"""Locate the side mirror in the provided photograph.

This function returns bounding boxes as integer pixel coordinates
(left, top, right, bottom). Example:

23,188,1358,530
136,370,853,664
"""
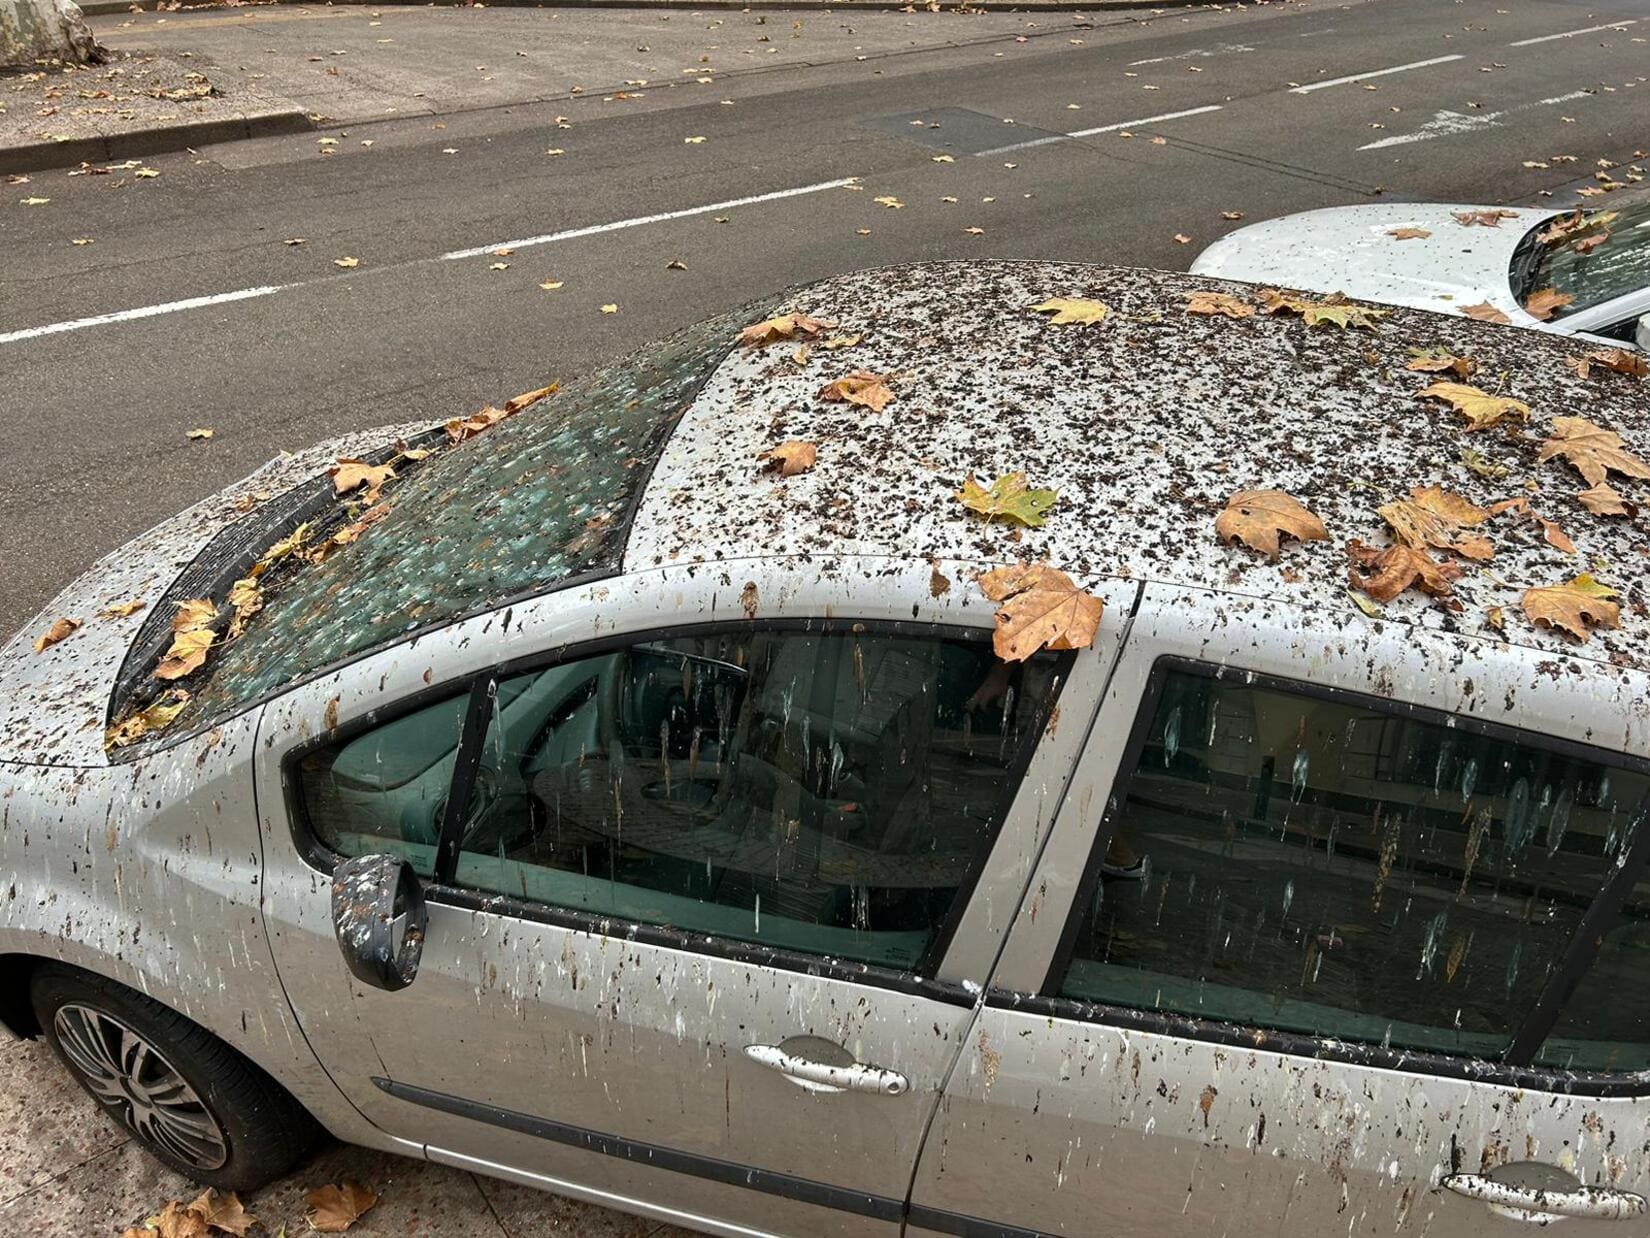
331,854,426,991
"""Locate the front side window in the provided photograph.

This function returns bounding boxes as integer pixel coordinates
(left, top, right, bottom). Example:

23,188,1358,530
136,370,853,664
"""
1053,662,1650,1061
449,630,1065,970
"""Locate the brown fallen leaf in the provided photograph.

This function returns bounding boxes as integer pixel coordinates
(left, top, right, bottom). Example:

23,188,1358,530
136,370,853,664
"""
1215,489,1327,559
225,578,262,639
329,458,395,502
1572,231,1609,254
737,313,837,348
1522,573,1620,642
759,440,817,476
106,690,190,749
1185,291,1255,319
1417,380,1530,430
171,598,217,633
1568,347,1648,381
155,627,216,681
1028,296,1109,326
98,598,146,619
34,617,80,652
1452,208,1519,227
1405,347,1477,378
305,1180,381,1233
817,370,895,412
1523,287,1575,321
929,561,951,597
1347,540,1464,603
444,383,557,443
1537,416,1650,486
1221,210,1244,221
1577,482,1637,518
1173,233,1193,244
185,1188,256,1237
1388,227,1432,239
975,563,1103,662
1377,486,1493,561
1459,301,1513,325
1256,289,1387,329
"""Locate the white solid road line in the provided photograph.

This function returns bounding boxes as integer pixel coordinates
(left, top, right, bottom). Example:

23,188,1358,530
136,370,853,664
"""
0,285,287,346
0,180,857,347
1288,54,1463,94
1507,19,1637,47
1358,89,1591,150
438,178,858,260
974,105,1224,157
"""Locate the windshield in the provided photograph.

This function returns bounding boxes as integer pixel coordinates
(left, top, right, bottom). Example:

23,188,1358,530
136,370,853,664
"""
1517,199,1650,319
177,303,756,726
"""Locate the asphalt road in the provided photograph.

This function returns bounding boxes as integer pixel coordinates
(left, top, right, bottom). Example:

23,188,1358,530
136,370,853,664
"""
2,0,1647,640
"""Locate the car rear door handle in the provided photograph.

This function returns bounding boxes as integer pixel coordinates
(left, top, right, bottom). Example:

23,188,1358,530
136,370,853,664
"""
743,1044,908,1096
1441,1173,1648,1222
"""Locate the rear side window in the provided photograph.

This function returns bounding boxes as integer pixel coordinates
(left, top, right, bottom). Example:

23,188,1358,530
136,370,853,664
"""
1053,662,1650,1062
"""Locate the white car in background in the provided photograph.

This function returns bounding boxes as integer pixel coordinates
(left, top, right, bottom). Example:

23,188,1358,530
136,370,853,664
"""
1192,199,1650,350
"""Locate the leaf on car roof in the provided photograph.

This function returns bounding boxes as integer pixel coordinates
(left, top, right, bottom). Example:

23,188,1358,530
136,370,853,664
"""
1451,208,1519,228
33,617,80,652
329,458,395,503
106,689,190,749
1417,380,1530,430
1214,489,1327,559
1028,296,1110,326
817,370,895,412
1522,287,1575,322
1458,301,1512,325
304,1181,380,1233
956,473,1059,528
1406,347,1477,378
1346,540,1463,604
737,313,837,348
1487,497,1576,554
1577,483,1637,518
975,564,1102,662
1537,416,1650,486
1522,573,1620,643
1184,291,1254,319
1255,289,1387,330
1387,227,1431,240
1377,487,1493,561
1567,348,1648,381
758,440,817,476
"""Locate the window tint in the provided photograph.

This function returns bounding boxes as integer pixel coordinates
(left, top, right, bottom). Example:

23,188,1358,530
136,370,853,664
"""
450,631,1063,969
1055,663,1650,1060
295,691,469,877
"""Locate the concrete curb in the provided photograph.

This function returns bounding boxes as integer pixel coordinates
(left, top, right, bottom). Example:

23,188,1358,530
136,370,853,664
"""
0,106,312,175
82,0,1217,15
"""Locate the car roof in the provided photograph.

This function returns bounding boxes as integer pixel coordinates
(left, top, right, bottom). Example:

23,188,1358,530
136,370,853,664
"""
627,259,1650,671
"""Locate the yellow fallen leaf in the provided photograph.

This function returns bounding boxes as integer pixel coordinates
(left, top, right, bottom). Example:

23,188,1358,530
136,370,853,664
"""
1417,380,1530,430
71,237,94,245
1522,574,1620,643
600,303,618,314
329,458,396,502
738,313,836,347
1537,416,1650,486
1028,296,1109,326
489,261,510,270
334,257,360,269
1185,291,1254,319
34,617,80,652
956,473,1058,527
98,598,146,619
186,428,213,440
106,690,190,749
155,627,216,681
817,370,895,412
539,280,563,290
1215,490,1327,559
759,440,818,476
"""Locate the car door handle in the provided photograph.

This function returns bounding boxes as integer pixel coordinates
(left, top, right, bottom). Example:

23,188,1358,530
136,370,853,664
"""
743,1044,908,1096
1441,1173,1648,1222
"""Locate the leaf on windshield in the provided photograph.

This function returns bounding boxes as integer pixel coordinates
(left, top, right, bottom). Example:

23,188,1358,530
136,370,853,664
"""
1451,208,1519,228
1347,540,1463,603
817,370,895,411
1215,489,1327,559
106,690,190,749
737,313,837,348
1537,209,1616,245
1522,287,1575,322
251,523,310,578
1578,483,1638,518
329,458,395,503
1458,301,1512,325
1417,380,1530,430
1522,574,1620,643
1377,487,1493,561
33,617,80,652
1405,347,1477,378
156,600,217,680
1571,231,1609,255
975,564,1103,662
758,440,817,476
1255,289,1387,329
1537,416,1650,486
1185,291,1254,319
225,578,262,640
444,384,557,443
1028,296,1110,325
956,473,1059,527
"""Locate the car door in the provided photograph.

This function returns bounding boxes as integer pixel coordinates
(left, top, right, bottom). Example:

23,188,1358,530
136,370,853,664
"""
909,583,1650,1237
256,559,1136,1237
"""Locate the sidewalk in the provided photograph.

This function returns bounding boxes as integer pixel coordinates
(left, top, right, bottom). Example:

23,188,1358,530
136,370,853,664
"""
0,1035,692,1236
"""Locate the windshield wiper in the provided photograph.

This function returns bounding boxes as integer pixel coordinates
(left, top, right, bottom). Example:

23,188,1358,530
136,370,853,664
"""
1508,224,1547,301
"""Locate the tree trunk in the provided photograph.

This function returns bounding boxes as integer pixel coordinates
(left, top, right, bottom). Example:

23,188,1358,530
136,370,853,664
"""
0,0,101,69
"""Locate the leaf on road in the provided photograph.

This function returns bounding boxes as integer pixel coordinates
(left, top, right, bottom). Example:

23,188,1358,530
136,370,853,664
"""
1537,416,1650,486
975,564,1103,662
737,313,837,347
1578,482,1638,518
34,617,80,652
817,370,895,412
304,1181,380,1233
1459,301,1512,324
1523,287,1575,321
1028,296,1109,325
1215,489,1327,559
1256,289,1387,329
1347,540,1464,603
186,428,213,440
956,473,1059,527
1405,347,1477,377
759,440,818,476
329,458,395,502
873,195,904,209
1522,574,1620,642
1173,233,1192,244
1185,291,1254,319
1388,227,1432,239
1451,208,1518,227
538,280,564,290
1418,380,1530,430
106,690,190,749
488,261,510,270
1377,486,1493,561
333,257,359,268
185,1188,256,1237
20,197,49,206
284,237,307,245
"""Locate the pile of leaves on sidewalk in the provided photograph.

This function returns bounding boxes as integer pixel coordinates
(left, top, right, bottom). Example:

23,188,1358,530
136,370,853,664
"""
121,1181,379,1237
1,52,231,148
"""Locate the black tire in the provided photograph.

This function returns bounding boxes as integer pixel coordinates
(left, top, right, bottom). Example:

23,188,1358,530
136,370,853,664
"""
30,964,321,1192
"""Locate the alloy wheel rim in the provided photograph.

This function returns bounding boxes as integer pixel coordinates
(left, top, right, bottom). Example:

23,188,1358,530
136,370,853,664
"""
52,1003,229,1170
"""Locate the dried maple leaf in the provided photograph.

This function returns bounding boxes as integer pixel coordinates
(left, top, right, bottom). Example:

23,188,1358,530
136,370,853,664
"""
1406,347,1477,378
1523,287,1575,321
1572,232,1609,254
737,313,837,348
1214,489,1327,559
185,1189,256,1237
1388,227,1432,239
975,564,1103,662
1522,574,1620,642
171,599,217,633
1255,289,1387,330
107,690,190,749
251,523,310,577
145,1199,209,1238
305,1180,381,1233
329,458,395,502
156,628,216,681
1028,296,1110,326
1537,416,1650,486
1577,482,1637,518
956,473,1059,527
225,578,262,639
1347,540,1464,603
817,370,895,412
1452,208,1519,227
759,440,817,476
1459,301,1512,325
98,598,146,619
1185,291,1254,319
34,617,80,652
1417,380,1530,430
1571,348,1648,381
1377,486,1493,561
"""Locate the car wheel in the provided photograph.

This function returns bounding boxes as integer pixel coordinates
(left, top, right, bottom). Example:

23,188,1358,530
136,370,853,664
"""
30,964,321,1191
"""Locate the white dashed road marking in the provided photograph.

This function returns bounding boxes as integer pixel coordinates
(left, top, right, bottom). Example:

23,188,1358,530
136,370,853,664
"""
1507,20,1637,47
0,286,287,346
974,106,1225,157
1288,54,1464,94
1358,90,1592,151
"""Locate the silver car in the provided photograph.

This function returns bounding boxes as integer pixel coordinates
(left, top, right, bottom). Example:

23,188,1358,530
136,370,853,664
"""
3,261,1649,1237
